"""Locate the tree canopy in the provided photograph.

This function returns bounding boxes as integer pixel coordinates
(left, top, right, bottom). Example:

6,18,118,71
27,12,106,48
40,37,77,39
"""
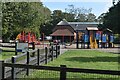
2,2,51,41
99,1,120,34
2,3,98,40
65,4,96,22
40,5,97,36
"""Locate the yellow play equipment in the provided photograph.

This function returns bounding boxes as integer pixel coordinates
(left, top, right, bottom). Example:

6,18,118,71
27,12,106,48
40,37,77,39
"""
89,32,98,49
16,33,21,40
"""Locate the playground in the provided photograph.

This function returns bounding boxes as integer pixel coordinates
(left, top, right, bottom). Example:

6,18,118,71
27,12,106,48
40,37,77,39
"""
0,25,119,61
1,1,120,79
0,29,119,80
50,20,116,49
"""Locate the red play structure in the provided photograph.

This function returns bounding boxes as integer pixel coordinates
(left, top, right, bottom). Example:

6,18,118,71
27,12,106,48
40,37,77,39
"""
16,31,40,44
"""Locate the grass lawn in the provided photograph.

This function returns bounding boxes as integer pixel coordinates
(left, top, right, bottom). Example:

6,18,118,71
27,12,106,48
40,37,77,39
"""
0,51,22,60
0,52,15,60
23,50,119,79
47,50,119,70
0,47,16,60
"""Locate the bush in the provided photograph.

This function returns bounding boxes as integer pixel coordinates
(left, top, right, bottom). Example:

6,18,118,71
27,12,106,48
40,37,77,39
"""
114,34,120,43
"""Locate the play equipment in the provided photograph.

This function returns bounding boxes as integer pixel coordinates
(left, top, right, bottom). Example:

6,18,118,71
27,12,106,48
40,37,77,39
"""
89,31,98,49
76,27,114,49
16,31,40,44
90,36,98,49
110,35,114,47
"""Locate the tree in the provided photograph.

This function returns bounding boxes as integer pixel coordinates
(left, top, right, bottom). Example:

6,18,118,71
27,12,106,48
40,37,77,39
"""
86,13,96,22
51,10,64,25
102,1,120,34
2,2,51,41
97,13,106,22
40,5,97,36
40,10,64,36
65,4,96,22
63,12,75,22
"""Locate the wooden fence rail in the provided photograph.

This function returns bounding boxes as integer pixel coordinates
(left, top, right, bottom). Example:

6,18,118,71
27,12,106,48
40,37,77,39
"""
1,45,60,79
1,62,120,80
1,42,35,55
0,44,120,80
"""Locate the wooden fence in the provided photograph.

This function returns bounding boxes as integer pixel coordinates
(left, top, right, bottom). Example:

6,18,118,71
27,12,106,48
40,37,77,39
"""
1,62,120,80
1,43,119,80
0,42,16,53
0,42,35,55
1,44,60,79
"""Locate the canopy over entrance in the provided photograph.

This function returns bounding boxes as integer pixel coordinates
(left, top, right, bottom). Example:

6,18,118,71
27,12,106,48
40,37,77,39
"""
86,27,98,30
50,29,74,36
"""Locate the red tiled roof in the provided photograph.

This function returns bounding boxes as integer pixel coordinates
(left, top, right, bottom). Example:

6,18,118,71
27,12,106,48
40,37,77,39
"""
51,29,74,36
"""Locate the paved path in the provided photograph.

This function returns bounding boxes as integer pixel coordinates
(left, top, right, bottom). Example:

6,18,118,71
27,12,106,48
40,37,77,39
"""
60,44,120,54
60,49,68,54
94,48,120,54
61,48,120,54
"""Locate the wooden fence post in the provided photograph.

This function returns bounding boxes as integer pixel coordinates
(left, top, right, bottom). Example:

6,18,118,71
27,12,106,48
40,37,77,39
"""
60,65,66,80
31,42,35,57
32,42,35,50
58,45,60,55
56,45,58,58
45,47,48,64
26,51,29,76
0,60,4,80
15,42,17,55
12,56,16,79
51,46,54,61
37,49,40,65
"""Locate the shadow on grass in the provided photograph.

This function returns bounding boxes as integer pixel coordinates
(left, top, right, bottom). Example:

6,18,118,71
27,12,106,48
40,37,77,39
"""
16,78,119,80
65,56,119,62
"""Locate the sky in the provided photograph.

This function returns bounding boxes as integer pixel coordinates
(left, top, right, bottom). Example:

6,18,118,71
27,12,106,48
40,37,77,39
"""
42,0,113,18
1,0,114,18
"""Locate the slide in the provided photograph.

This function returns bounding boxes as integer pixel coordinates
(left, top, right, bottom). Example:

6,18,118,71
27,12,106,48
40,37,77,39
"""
16,33,21,40
94,39,98,48
90,35,98,49
90,35,94,49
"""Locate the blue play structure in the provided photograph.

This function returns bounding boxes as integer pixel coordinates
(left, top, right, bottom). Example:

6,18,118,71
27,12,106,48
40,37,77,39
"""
102,34,107,43
76,28,114,49
80,31,114,48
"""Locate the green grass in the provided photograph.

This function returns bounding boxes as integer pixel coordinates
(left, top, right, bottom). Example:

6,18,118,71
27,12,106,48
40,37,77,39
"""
23,50,119,79
0,47,16,60
0,51,22,60
2,47,15,51
0,52,15,60
47,50,119,70
48,50,118,70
